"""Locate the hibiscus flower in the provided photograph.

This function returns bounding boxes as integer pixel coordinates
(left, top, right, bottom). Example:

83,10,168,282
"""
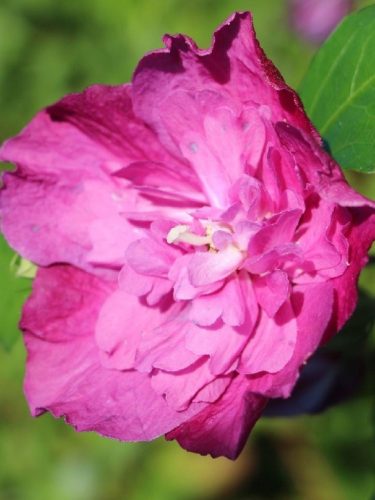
0,12,374,459
289,0,353,44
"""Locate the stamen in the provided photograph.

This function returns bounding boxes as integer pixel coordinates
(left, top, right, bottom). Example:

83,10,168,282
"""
167,221,235,251
166,224,211,246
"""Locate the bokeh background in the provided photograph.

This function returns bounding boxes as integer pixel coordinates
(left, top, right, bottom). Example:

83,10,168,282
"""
0,1,374,499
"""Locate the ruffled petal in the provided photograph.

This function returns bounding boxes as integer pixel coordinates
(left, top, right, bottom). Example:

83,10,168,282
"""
328,207,375,336
0,86,164,274
185,313,256,376
0,172,133,278
276,121,375,209
151,358,215,410
188,276,245,327
238,300,297,374
95,289,174,370
166,375,267,459
22,266,205,441
125,237,178,277
188,246,243,286
135,320,199,373
253,270,290,317
247,282,334,398
132,12,318,157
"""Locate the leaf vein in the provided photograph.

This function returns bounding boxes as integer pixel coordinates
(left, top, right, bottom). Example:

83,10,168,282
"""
307,32,357,117
320,74,375,135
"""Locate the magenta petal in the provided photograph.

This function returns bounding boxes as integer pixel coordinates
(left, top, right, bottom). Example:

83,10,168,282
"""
221,277,246,326
247,282,334,398
244,242,302,274
169,254,224,300
0,173,131,278
193,376,233,404
118,265,153,297
151,358,216,410
95,289,173,370
188,247,243,287
126,237,177,277
116,160,202,200
185,316,254,376
275,122,375,210
42,84,188,168
248,209,302,256
239,300,297,374
188,277,245,327
135,320,199,373
22,266,204,440
253,270,290,317
166,376,267,459
133,12,317,152
0,86,173,274
188,293,223,327
329,207,375,336
87,215,133,268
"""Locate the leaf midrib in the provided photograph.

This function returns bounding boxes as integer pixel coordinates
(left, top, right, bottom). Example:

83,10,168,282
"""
306,31,357,116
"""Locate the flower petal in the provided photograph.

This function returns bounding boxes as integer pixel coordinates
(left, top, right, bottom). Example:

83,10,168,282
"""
188,246,243,287
21,266,204,440
95,289,174,370
238,300,297,374
188,276,245,327
247,282,334,398
166,375,267,459
253,270,290,317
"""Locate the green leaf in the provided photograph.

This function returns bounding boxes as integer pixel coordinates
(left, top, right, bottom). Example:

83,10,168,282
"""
300,6,375,173
0,235,32,351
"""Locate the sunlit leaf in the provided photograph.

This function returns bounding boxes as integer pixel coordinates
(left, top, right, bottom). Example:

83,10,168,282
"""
300,6,375,173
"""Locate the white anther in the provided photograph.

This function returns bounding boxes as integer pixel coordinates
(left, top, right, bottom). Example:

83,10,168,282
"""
166,224,211,247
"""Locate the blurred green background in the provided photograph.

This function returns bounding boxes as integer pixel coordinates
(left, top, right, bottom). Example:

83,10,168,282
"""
0,1,374,499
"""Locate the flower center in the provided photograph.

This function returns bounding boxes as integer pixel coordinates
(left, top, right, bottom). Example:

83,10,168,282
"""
166,222,232,251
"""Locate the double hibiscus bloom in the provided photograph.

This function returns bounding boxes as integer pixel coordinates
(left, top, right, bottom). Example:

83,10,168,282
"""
1,12,374,458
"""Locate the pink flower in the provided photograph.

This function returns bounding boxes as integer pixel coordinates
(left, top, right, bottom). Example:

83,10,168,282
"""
1,12,374,459
289,0,353,44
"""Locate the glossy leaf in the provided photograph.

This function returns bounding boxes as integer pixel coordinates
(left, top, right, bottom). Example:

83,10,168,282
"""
300,6,375,173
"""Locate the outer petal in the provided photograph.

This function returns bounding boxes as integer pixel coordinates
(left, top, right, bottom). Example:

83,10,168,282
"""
132,12,319,155
276,122,375,209
21,266,204,441
166,375,267,459
0,84,191,275
0,166,131,278
132,12,319,204
0,87,143,274
43,84,190,169
328,207,375,337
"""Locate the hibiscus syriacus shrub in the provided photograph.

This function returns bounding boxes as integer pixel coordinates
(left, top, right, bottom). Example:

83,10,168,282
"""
0,12,374,459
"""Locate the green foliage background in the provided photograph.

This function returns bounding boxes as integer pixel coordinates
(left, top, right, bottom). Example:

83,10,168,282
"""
0,1,374,499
